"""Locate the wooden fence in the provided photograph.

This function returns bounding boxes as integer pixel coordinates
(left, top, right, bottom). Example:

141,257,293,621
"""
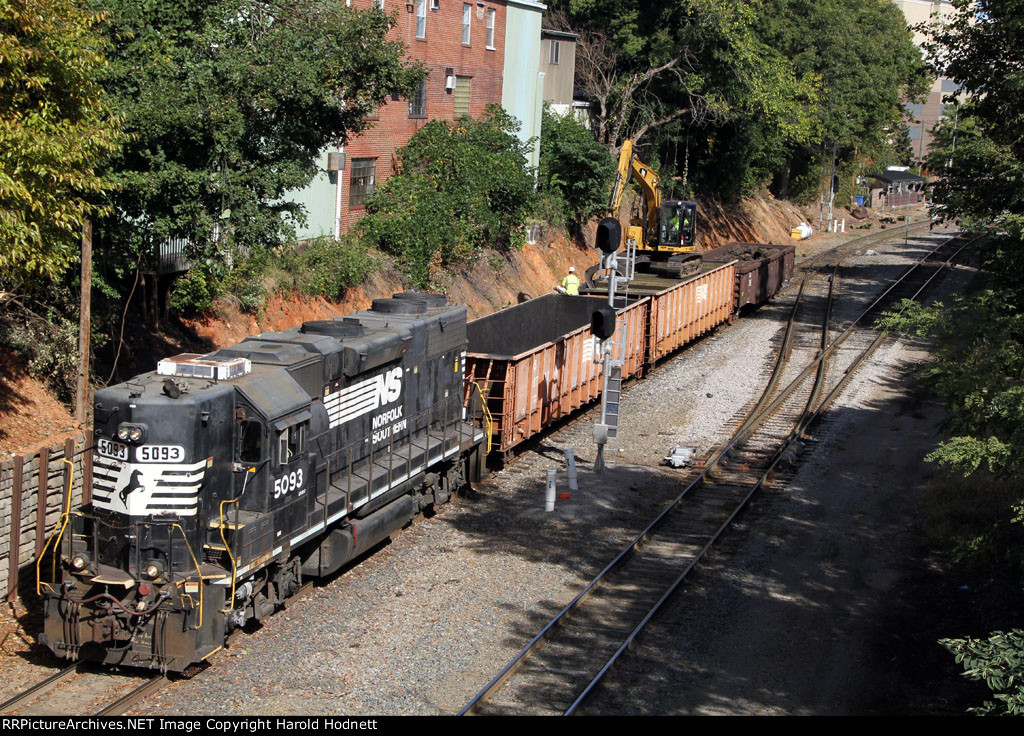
0,431,93,601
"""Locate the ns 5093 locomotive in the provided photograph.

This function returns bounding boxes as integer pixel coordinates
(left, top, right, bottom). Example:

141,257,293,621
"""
39,293,486,672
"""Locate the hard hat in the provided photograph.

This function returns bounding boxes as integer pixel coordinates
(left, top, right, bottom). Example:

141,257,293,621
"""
568,266,576,273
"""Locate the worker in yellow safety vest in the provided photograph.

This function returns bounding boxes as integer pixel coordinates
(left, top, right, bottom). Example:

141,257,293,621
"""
561,266,581,296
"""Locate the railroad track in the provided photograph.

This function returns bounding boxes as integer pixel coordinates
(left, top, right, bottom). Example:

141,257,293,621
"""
2,580,316,716
0,663,164,717
459,227,971,716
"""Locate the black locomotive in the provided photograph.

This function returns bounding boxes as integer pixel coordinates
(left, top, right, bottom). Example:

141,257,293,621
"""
39,293,485,671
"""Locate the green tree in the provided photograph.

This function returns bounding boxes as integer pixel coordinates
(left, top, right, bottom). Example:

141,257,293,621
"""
91,0,423,309
924,0,1024,236
925,0,1024,160
927,105,1024,235
0,0,122,288
549,0,819,157
538,105,615,230
360,106,535,288
881,291,1024,479
751,0,929,200
896,1,1024,713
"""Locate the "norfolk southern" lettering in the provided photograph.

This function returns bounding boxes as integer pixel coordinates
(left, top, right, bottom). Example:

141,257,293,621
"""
371,406,407,444
324,367,403,429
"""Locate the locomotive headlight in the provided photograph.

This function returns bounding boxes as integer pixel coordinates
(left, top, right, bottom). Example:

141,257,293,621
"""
116,423,147,444
144,561,164,581
70,553,90,571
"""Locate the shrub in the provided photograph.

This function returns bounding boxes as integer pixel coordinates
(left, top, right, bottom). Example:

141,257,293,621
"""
168,259,225,315
538,105,615,229
942,630,1024,715
290,236,375,300
360,106,535,288
0,288,85,404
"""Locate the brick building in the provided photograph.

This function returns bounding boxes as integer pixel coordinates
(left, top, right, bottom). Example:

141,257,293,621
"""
289,0,546,240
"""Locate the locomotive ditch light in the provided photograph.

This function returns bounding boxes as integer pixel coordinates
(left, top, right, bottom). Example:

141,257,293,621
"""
144,561,164,581
70,552,90,572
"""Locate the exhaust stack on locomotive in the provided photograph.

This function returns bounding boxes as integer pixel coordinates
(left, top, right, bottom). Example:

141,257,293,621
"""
38,293,485,672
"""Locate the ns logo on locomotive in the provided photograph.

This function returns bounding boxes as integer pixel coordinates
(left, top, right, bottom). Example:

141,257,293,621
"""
38,293,486,671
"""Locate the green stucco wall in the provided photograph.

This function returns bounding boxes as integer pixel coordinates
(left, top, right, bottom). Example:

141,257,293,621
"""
288,147,338,241
502,1,544,173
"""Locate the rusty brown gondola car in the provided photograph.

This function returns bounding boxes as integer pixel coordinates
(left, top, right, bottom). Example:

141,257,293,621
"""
465,255,789,455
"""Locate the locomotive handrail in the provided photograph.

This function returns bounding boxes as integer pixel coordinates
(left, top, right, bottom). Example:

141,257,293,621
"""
469,381,493,454
219,496,241,613
170,522,204,631
36,458,75,596
319,393,467,476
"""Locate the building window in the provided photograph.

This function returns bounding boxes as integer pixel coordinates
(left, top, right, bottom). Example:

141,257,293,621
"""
373,0,384,7
462,3,471,45
350,158,376,208
454,76,471,119
549,40,560,65
416,0,426,38
409,80,427,118
486,8,495,49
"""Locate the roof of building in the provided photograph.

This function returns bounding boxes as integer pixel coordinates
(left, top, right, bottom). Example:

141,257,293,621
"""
542,29,580,40
506,0,546,11
865,169,926,184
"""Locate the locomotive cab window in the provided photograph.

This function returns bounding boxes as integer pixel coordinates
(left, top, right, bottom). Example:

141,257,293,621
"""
237,419,264,463
278,422,308,465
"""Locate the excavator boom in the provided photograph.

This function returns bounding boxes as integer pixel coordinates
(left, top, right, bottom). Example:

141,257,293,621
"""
607,140,661,243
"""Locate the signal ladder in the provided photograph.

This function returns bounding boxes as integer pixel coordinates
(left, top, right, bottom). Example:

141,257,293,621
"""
598,324,627,440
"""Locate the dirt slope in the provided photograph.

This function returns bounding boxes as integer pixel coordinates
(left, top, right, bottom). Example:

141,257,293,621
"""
2,194,815,458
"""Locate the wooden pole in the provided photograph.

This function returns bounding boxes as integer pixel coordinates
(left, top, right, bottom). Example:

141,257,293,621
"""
36,446,49,561
76,220,92,424
8,456,23,601
851,145,858,208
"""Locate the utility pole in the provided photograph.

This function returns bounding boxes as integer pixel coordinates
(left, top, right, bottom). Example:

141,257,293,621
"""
76,219,92,425
818,141,827,231
947,102,959,170
827,140,837,229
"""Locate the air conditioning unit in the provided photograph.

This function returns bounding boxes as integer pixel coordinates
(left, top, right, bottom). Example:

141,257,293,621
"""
445,76,457,91
327,152,345,172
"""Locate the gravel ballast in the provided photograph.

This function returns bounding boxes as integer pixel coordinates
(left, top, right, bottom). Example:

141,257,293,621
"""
2,227,970,715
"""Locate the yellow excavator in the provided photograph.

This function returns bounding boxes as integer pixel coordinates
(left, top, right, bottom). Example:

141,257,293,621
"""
596,139,700,280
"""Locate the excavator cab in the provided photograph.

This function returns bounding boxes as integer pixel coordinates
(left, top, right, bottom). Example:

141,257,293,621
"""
658,201,697,251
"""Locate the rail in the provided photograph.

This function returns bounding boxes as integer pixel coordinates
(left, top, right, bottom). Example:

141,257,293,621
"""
459,227,970,715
